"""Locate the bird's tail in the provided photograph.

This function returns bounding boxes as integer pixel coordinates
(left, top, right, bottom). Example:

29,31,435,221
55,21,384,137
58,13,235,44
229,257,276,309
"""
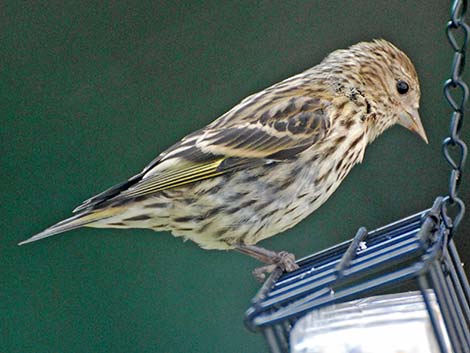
18,207,122,246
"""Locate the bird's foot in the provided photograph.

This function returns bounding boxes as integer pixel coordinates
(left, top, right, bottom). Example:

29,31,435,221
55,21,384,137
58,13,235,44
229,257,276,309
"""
234,244,299,282
252,251,299,282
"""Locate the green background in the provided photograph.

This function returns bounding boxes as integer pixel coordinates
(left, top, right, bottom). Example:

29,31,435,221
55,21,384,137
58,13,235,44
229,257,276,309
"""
2,1,469,352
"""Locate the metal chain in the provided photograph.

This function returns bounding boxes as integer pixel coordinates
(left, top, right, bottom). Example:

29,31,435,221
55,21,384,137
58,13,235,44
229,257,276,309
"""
441,0,469,233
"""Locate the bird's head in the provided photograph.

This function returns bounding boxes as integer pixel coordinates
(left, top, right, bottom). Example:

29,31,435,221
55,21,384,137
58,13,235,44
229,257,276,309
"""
344,39,428,144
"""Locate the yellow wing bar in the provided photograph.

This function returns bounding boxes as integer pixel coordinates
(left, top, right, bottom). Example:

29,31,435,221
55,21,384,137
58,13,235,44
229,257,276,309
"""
120,158,226,198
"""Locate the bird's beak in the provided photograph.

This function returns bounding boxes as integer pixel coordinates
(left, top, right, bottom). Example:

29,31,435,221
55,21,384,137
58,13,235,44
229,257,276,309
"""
398,108,428,144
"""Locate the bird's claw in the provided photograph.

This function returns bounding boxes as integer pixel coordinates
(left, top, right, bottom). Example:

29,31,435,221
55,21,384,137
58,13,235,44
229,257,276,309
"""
276,251,300,272
252,251,299,282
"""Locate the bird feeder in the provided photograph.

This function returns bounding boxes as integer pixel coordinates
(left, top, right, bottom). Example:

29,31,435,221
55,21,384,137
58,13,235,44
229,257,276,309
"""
245,199,470,353
245,1,470,352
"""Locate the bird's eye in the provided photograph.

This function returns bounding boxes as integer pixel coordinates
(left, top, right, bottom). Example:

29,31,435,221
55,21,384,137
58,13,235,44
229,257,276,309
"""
396,80,409,94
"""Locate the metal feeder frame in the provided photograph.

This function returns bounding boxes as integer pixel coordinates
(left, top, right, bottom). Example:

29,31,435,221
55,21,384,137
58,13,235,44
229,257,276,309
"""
245,197,470,353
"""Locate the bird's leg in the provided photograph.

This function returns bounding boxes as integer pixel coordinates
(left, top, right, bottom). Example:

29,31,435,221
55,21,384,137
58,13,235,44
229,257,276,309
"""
233,244,299,281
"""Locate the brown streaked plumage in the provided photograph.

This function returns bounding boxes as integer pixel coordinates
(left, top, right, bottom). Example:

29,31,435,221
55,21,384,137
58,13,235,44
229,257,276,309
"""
19,40,427,278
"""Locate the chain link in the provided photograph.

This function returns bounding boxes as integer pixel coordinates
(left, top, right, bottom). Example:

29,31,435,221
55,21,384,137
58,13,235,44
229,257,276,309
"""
441,0,469,233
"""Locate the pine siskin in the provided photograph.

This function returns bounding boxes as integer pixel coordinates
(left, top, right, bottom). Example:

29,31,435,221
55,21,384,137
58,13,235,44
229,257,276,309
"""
20,40,427,278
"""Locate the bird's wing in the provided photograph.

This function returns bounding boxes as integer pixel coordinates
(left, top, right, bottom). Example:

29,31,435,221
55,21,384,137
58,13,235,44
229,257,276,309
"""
74,95,331,212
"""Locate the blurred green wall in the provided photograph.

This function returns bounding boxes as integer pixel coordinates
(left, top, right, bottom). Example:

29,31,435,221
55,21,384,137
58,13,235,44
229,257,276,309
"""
2,1,469,352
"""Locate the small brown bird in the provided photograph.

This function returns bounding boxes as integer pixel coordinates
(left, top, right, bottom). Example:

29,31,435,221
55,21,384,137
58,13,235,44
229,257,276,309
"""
20,39,427,278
